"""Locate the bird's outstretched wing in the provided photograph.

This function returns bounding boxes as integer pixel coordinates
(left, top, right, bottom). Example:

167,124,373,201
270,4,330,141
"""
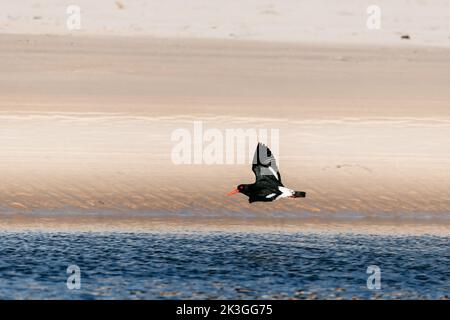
251,143,282,184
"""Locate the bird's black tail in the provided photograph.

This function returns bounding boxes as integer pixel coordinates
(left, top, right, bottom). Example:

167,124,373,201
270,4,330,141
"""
293,191,306,198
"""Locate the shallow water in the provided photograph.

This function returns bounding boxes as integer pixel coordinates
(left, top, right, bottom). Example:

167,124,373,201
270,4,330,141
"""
0,231,448,299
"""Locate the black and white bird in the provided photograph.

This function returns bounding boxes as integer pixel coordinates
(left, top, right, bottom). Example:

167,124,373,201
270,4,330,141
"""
227,143,306,203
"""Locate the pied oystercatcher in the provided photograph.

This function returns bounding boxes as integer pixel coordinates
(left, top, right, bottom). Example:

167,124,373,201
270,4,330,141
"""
227,143,306,203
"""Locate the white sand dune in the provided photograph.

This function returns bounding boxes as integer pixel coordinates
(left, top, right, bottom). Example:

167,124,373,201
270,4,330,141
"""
1,0,450,47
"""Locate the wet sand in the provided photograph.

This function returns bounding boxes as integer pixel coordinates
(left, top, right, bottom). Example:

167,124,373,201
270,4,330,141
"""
1,214,449,236
0,114,449,219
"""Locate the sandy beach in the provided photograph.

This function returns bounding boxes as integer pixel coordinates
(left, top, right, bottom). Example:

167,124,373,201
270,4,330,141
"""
1,34,449,232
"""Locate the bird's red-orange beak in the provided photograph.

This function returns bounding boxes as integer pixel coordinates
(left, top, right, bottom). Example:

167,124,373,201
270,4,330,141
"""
227,188,239,196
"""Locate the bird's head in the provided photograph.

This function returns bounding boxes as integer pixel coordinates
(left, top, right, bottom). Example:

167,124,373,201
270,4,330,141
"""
227,184,248,196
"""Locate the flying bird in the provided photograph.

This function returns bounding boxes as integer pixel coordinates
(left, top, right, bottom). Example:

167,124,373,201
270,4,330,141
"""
227,143,306,203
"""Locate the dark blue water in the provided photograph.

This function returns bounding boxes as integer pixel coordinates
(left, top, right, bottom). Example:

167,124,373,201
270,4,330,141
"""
0,232,448,299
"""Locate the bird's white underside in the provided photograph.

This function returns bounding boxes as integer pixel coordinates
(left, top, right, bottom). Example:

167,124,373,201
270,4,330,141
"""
278,186,295,199
266,187,295,200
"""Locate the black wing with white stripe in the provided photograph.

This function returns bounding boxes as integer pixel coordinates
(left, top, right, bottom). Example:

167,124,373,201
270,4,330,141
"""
251,143,282,184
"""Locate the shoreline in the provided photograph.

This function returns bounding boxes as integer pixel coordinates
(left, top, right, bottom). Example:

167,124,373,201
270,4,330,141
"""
1,215,449,236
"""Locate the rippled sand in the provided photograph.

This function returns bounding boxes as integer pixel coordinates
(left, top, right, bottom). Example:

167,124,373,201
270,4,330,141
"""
0,114,449,222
